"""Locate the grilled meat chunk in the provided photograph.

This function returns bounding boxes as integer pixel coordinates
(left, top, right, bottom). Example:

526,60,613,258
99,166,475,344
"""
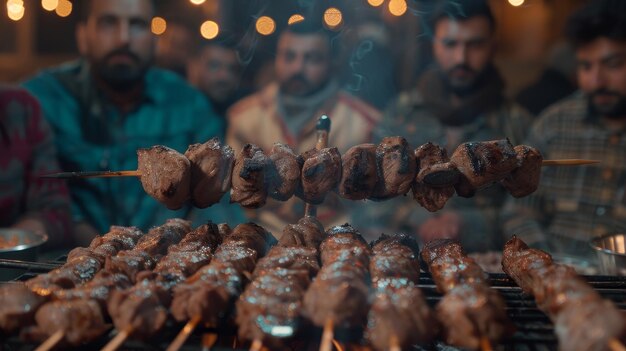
267,143,301,201
298,147,342,204
501,145,543,198
138,145,191,210
450,139,518,189
277,216,325,249
338,144,378,200
412,142,456,211
371,137,417,199
185,138,235,208
0,283,49,334
231,144,269,208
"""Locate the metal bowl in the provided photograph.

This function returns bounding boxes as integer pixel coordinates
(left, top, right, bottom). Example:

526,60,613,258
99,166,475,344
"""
589,233,626,275
0,228,48,281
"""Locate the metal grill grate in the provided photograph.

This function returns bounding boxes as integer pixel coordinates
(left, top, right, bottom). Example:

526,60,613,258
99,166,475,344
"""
2,260,626,351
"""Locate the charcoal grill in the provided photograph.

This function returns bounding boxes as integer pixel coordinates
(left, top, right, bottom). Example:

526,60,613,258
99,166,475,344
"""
1,257,625,351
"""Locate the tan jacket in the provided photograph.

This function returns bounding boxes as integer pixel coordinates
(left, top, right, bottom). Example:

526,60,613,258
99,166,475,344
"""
227,83,381,235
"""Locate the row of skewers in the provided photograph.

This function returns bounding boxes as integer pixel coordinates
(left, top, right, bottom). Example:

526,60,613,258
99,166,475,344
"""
45,135,597,213
1,217,625,351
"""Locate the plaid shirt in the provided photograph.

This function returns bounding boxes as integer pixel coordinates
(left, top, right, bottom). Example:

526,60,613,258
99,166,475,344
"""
0,87,72,246
502,92,626,259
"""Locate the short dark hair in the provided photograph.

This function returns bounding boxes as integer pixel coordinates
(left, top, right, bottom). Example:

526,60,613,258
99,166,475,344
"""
427,0,496,34
280,18,339,58
78,0,156,22
565,0,626,49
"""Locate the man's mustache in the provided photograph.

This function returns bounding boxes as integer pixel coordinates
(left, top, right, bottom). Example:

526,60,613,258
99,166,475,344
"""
589,88,624,101
103,48,140,64
448,64,475,75
285,74,309,86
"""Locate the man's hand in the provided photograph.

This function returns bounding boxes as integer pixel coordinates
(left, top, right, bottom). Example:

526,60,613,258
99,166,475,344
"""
418,211,463,243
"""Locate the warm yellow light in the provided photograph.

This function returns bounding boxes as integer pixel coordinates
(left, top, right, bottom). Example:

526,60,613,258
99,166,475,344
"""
200,20,220,40
7,0,23,6
55,0,72,17
151,16,167,35
367,0,384,7
41,0,58,11
323,7,343,29
508,0,524,6
255,16,275,36
6,0,23,14
388,0,407,16
7,4,24,20
288,14,305,25
190,0,206,4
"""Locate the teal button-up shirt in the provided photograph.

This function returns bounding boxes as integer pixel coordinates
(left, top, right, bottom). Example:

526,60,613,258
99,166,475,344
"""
23,60,244,234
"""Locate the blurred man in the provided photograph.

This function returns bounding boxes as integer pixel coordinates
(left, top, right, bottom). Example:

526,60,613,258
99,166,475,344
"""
368,0,532,251
0,86,72,249
155,21,196,78
227,20,380,235
502,0,626,260
23,0,241,244
188,39,249,123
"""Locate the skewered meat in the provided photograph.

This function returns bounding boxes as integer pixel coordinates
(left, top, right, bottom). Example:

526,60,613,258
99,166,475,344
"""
138,145,191,210
252,246,320,279
185,138,235,208
502,236,626,351
108,281,170,339
278,216,325,249
338,144,378,200
0,284,49,334
422,239,514,349
371,137,417,199
224,222,275,258
52,271,132,309
369,234,421,283
231,144,270,208
303,224,371,329
21,300,108,346
412,142,455,211
450,139,518,189
267,143,301,201
501,145,543,198
298,147,342,204
88,225,144,251
366,279,437,351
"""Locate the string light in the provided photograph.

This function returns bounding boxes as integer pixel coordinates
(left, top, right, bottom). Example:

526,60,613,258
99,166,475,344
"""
388,0,407,17
151,16,167,35
189,0,206,4
55,0,72,17
367,0,384,7
287,14,305,25
200,20,219,39
41,0,58,11
508,0,524,6
255,16,275,36
323,7,343,30
7,1,24,21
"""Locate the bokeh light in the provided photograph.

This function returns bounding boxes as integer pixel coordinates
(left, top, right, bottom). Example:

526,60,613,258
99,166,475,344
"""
200,20,220,40
189,0,206,4
508,0,524,6
255,16,276,36
151,17,167,35
55,0,72,17
367,0,385,7
7,2,24,21
388,0,407,16
41,0,58,11
323,7,343,29
288,14,305,25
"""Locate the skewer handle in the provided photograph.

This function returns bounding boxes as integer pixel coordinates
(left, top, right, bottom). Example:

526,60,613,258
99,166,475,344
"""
201,333,218,351
319,318,334,351
389,334,401,351
480,336,493,351
249,339,263,351
40,170,141,179
542,159,600,166
609,338,626,351
166,315,202,351
101,328,131,351
35,330,64,351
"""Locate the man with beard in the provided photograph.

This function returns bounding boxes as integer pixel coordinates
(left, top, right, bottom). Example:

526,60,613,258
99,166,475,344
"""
23,0,241,244
360,0,531,251
227,19,380,235
188,38,250,131
502,0,626,260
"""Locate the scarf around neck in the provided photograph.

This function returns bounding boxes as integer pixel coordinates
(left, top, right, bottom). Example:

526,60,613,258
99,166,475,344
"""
277,80,340,137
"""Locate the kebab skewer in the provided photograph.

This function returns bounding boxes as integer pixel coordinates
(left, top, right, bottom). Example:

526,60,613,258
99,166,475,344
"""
365,232,438,351
502,236,626,351
421,239,515,350
42,136,599,212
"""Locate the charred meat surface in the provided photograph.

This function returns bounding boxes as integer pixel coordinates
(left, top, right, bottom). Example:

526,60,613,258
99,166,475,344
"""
0,284,49,334
185,138,235,208
371,137,417,200
501,145,543,198
412,142,456,211
277,216,325,249
267,143,301,201
231,144,269,208
298,147,342,204
450,139,518,189
338,144,378,200
138,145,191,210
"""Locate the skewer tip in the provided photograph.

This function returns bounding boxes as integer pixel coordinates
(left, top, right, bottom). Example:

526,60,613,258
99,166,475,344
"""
101,328,131,351
480,336,493,351
609,338,626,351
166,315,202,351
250,339,263,351
319,319,334,351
